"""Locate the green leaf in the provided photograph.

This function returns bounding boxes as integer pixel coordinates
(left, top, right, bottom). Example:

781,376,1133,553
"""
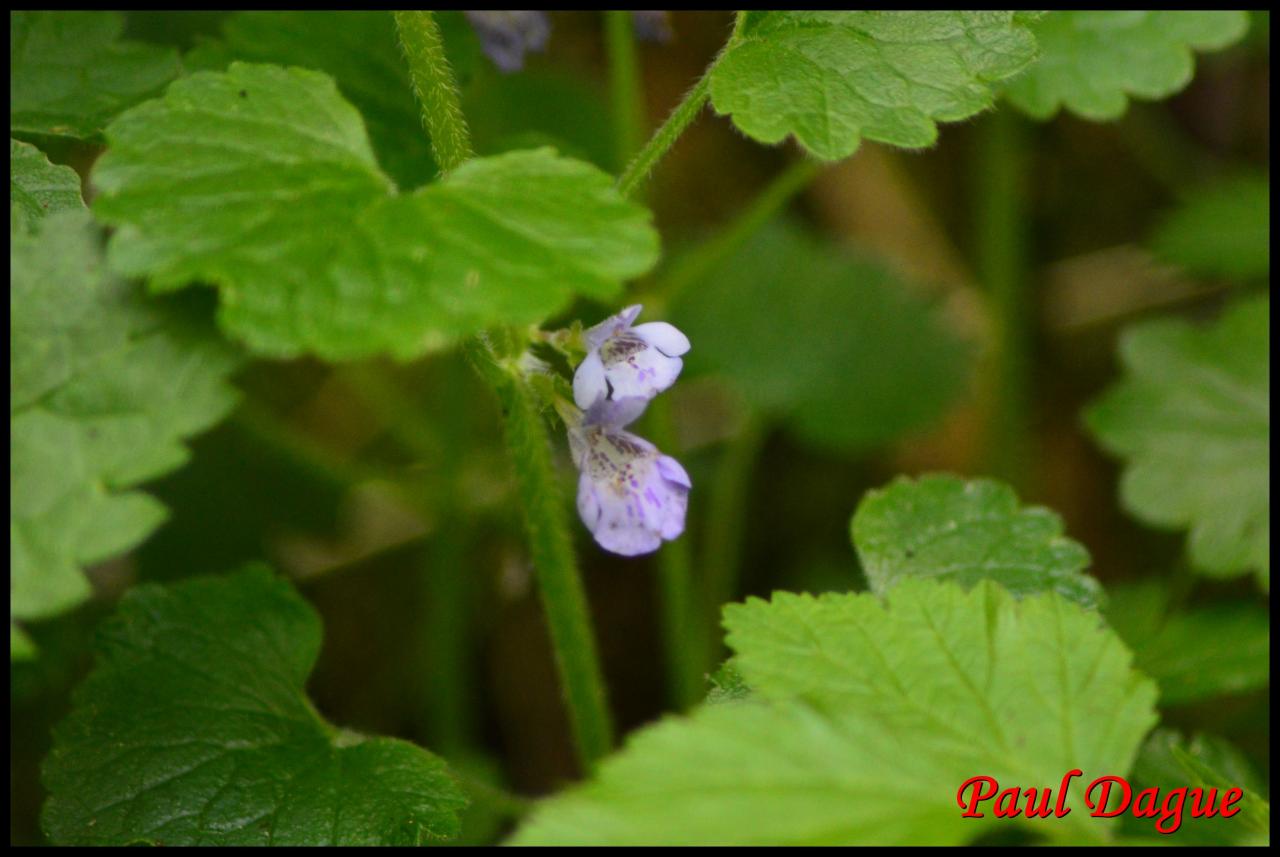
198,12,483,187
10,11,180,140
1104,581,1269,706
1085,296,1269,588
852,473,1102,608
92,62,659,360
1136,606,1270,705
42,566,467,845
1151,173,1270,282
1003,11,1250,120
511,580,1158,845
708,12,1038,160
10,138,84,229
10,210,241,653
672,221,970,452
1125,729,1269,844
211,11,438,188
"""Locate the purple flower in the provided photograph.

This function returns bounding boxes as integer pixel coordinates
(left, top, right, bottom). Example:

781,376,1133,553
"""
631,11,673,43
573,305,691,409
569,397,691,557
464,11,550,73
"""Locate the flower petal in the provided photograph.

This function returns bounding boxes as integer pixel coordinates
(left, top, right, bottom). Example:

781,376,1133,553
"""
658,489,687,540
632,321,691,357
464,11,550,73
572,349,609,409
631,10,673,43
585,304,643,349
657,455,692,489
583,396,650,430
603,347,683,402
582,472,663,556
576,477,603,528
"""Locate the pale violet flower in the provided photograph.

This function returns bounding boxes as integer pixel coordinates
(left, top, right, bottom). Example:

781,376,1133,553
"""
569,396,691,557
631,11,673,43
464,11,550,73
573,305,691,409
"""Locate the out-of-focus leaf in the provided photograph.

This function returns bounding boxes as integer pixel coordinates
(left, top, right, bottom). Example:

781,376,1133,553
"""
122,11,229,50
1151,174,1270,282
10,210,241,654
1125,729,1269,844
466,71,614,170
672,221,970,453
9,11,180,140
1105,581,1269,706
708,12,1038,160
1139,606,1270,704
92,63,659,360
1085,296,1269,588
511,580,1157,845
9,138,84,229
853,473,1101,607
41,566,467,844
1003,11,1250,120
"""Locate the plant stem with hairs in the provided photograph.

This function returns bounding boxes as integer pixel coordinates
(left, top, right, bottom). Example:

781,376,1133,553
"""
396,12,614,771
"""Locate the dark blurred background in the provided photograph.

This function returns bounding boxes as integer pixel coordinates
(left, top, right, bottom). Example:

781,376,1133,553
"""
11,11,1270,844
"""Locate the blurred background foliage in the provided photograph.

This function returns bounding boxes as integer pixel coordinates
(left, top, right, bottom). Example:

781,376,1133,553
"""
11,11,1270,844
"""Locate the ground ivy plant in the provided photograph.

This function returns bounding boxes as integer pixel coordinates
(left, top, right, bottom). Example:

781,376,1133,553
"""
11,10,1267,847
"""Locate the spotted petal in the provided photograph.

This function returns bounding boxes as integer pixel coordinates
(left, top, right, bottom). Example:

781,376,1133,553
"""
570,420,691,557
574,306,689,407
598,342,684,404
584,304,643,349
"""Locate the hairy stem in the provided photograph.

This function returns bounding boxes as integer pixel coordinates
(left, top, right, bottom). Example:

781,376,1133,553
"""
616,11,747,198
616,74,710,198
466,339,614,770
394,11,473,174
396,20,614,770
975,109,1033,489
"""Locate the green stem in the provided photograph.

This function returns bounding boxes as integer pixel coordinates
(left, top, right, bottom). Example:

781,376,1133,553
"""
607,11,701,707
616,73,711,198
466,339,614,771
336,364,442,462
702,414,767,658
615,11,748,198
643,396,705,710
605,10,645,174
415,362,480,755
396,17,613,771
228,400,379,489
975,109,1033,490
420,520,473,755
394,11,473,174
653,157,823,313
